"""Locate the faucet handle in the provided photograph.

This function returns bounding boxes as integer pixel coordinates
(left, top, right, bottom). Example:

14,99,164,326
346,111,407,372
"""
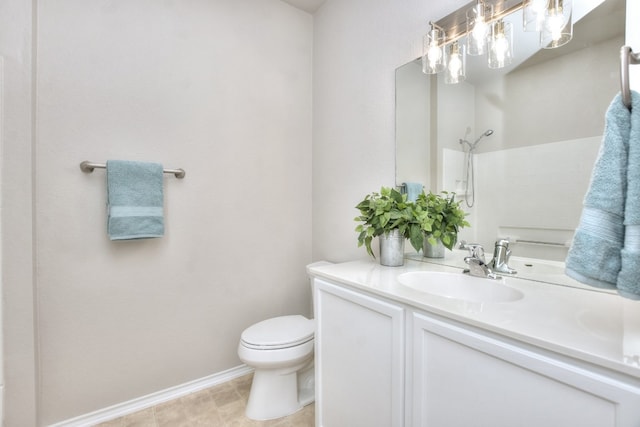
495,238,511,248
464,257,500,279
466,244,485,263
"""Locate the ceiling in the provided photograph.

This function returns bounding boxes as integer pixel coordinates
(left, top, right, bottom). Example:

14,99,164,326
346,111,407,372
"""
281,0,327,13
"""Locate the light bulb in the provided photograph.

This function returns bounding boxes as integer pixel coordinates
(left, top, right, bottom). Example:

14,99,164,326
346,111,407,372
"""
445,42,465,85
546,11,564,41
422,24,446,74
472,18,488,42
466,1,492,56
523,0,548,31
427,43,442,65
494,35,508,62
541,0,572,48
449,54,462,76
488,20,512,69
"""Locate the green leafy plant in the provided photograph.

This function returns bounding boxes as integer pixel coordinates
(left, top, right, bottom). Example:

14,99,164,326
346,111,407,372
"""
354,187,428,257
415,191,470,250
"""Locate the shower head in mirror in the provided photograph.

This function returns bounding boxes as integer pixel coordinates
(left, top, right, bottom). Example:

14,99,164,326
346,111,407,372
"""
472,129,494,147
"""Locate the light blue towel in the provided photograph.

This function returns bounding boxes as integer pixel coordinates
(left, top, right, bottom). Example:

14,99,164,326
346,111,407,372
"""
565,93,630,290
403,182,424,202
618,91,640,300
566,91,640,299
106,160,164,240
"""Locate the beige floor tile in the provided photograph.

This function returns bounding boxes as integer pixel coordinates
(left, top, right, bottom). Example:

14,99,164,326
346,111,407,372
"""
285,404,314,427
233,374,254,398
210,382,243,410
217,399,248,424
91,374,314,427
154,399,191,427
122,407,157,427
94,418,124,427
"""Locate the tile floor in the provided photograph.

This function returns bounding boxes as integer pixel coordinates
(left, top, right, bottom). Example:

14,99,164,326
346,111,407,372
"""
95,373,315,427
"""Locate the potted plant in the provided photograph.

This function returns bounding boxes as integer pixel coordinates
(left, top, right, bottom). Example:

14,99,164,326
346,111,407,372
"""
354,187,428,266
415,191,470,258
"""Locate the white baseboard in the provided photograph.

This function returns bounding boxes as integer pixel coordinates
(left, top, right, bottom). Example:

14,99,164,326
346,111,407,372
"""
49,365,253,427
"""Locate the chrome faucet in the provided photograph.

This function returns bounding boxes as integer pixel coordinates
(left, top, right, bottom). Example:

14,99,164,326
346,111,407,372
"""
463,244,500,279
487,239,517,275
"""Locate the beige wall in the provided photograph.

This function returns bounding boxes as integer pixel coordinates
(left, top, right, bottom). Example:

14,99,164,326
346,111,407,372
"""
3,0,640,425
0,0,38,425
311,0,468,262
3,0,312,424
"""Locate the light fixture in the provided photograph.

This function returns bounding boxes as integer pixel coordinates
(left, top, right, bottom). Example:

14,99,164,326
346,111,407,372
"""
422,22,446,74
422,0,574,84
445,41,466,84
487,19,513,69
466,0,494,56
540,0,572,48
523,0,548,32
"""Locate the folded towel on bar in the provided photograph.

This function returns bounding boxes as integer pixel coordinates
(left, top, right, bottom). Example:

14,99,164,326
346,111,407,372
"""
565,93,630,290
618,91,640,300
403,182,423,202
106,160,164,240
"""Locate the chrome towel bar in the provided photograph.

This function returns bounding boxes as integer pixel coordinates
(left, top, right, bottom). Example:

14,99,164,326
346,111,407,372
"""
620,45,640,111
80,161,186,179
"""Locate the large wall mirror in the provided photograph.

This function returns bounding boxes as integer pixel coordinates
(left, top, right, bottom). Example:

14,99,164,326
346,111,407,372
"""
396,0,625,264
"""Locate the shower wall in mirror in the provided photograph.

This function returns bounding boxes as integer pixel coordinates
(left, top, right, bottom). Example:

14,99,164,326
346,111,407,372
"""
396,0,625,261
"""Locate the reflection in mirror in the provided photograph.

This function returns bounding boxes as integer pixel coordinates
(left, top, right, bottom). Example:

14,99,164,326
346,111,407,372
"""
396,0,625,273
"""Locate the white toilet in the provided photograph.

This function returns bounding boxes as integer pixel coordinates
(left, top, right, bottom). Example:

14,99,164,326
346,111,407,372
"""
238,314,315,420
237,261,330,421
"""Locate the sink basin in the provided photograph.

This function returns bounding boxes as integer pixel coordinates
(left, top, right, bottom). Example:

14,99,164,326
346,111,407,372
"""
398,271,524,303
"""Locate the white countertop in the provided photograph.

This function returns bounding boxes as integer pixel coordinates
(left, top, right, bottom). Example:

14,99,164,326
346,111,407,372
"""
308,255,640,380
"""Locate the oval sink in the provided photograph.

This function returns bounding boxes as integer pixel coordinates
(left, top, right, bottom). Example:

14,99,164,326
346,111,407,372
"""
398,271,524,303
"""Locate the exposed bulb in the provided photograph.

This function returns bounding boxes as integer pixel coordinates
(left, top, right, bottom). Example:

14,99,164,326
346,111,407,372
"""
546,10,564,41
471,18,488,44
448,53,462,76
427,43,442,66
523,0,548,31
493,34,509,63
488,20,512,69
530,0,548,13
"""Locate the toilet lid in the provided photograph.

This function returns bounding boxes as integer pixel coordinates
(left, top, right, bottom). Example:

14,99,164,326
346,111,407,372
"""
241,315,314,349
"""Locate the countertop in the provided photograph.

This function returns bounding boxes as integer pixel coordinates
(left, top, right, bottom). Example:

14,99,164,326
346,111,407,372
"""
307,254,640,380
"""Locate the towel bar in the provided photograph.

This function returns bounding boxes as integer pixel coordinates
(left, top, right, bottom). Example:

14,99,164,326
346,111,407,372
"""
620,46,640,111
80,161,186,179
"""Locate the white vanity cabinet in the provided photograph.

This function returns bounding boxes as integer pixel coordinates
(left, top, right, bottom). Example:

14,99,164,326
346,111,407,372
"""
312,273,640,427
411,312,640,427
314,278,405,427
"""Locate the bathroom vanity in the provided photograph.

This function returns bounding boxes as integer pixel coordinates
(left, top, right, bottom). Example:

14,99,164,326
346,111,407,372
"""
307,258,640,427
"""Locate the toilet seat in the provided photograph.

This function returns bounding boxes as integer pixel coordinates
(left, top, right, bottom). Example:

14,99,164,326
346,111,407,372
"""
240,315,314,350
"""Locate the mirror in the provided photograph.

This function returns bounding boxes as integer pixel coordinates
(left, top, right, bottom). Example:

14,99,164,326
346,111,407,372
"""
396,0,625,273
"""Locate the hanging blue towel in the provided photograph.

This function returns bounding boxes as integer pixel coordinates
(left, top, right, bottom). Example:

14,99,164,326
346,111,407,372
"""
106,160,164,240
618,91,640,300
403,182,424,202
565,93,630,289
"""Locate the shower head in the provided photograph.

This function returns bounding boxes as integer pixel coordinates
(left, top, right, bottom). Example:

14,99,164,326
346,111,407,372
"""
472,129,494,147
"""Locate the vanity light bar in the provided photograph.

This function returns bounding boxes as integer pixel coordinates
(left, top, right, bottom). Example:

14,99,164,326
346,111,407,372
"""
434,0,525,47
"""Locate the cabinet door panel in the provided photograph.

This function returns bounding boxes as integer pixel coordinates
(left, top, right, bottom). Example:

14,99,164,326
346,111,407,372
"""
413,313,640,427
315,279,404,427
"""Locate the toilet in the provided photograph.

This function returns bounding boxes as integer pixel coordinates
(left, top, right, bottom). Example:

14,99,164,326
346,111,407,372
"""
237,261,330,421
238,314,315,420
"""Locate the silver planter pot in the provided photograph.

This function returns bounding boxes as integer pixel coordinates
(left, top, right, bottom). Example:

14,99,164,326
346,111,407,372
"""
423,236,445,258
379,229,405,267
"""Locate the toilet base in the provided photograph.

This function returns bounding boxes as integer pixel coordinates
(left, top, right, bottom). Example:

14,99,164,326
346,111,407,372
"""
297,363,315,407
245,362,315,421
